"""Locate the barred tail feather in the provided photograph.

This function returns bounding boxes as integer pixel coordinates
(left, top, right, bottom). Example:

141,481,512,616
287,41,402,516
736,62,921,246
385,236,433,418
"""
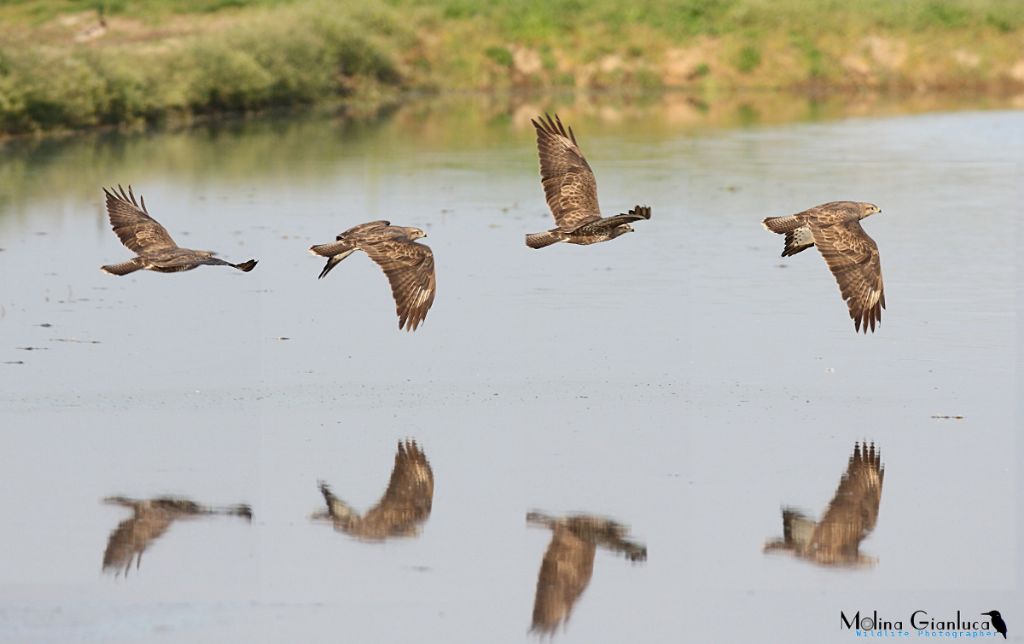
762,215,803,234
100,260,143,276
526,511,557,528
525,231,563,249
318,481,356,522
309,241,351,257
309,246,356,279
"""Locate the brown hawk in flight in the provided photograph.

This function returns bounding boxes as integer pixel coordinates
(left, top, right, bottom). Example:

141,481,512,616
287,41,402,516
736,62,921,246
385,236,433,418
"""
310,221,436,331
102,495,252,577
764,442,884,567
100,185,258,275
762,201,885,332
312,440,434,541
526,113,651,249
527,511,646,634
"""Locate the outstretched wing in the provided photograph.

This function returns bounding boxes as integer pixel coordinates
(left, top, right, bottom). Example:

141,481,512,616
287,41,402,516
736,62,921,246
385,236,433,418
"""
362,237,436,331
809,443,884,563
531,525,597,634
532,113,601,230
101,506,174,576
810,220,885,333
361,440,434,535
103,185,178,254
591,205,652,230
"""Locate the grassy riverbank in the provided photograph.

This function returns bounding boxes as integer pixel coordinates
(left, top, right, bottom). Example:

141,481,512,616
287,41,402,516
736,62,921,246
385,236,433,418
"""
1,0,1022,135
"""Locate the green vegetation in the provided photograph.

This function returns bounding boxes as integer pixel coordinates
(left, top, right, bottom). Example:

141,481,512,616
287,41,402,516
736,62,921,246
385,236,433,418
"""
0,0,1021,136
735,45,761,74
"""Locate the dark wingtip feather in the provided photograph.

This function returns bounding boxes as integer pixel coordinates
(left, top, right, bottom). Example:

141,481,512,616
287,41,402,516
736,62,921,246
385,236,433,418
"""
236,259,258,272
629,205,651,220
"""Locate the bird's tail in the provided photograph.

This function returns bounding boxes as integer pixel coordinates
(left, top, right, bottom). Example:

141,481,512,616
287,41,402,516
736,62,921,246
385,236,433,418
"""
761,215,802,234
100,260,143,276
526,511,557,528
309,244,355,279
232,259,258,272
781,507,815,548
210,503,254,520
318,481,357,522
525,231,563,249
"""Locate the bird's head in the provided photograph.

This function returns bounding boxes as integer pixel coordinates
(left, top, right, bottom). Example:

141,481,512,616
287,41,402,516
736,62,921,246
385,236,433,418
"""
859,203,882,220
614,224,635,237
410,227,427,240
983,611,1002,618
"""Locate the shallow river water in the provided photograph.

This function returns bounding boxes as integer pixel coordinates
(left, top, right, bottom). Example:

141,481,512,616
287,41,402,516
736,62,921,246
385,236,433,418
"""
0,96,1021,643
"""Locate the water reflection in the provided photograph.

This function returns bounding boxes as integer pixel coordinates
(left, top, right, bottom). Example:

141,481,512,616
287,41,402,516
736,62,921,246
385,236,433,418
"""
101,496,253,577
312,440,433,540
527,511,647,635
0,91,1014,224
764,442,884,567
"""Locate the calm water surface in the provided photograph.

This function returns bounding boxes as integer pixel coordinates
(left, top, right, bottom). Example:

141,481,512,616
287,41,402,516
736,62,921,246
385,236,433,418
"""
0,97,1021,643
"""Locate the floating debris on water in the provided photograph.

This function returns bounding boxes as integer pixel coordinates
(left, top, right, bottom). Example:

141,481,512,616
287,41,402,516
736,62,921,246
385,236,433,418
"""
52,338,101,344
930,415,965,420
17,346,48,351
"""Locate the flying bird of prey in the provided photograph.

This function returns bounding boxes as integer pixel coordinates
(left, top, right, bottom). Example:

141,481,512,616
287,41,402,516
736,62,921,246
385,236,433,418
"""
764,442,884,567
310,221,436,331
525,113,651,249
312,440,434,541
102,495,252,577
762,201,885,332
99,185,258,275
527,511,646,634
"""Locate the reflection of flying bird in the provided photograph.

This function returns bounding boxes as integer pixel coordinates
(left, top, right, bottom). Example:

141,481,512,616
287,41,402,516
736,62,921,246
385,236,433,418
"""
527,512,646,635
100,185,258,275
762,201,885,332
526,113,651,249
764,442,884,566
313,440,434,540
982,611,1007,639
310,221,436,331
102,496,252,576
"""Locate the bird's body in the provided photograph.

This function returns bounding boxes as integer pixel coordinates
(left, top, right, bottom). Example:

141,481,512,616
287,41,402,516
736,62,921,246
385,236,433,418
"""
527,512,646,634
100,185,257,275
762,201,884,332
526,113,650,249
313,440,434,541
310,221,436,331
102,496,252,576
764,442,884,567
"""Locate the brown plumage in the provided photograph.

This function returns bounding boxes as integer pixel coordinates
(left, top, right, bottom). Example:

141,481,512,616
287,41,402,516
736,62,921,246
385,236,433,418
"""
527,511,646,634
762,201,885,333
310,221,436,331
764,442,884,567
101,496,252,576
312,440,434,541
100,185,258,275
526,113,651,249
